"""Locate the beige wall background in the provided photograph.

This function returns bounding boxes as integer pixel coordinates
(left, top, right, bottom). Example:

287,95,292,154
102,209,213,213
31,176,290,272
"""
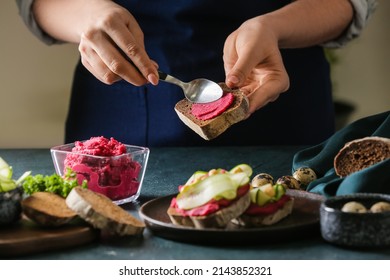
1,1,389,148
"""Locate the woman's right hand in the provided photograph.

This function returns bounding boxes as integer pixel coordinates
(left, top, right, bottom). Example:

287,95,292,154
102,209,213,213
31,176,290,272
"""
76,1,158,85
33,0,158,85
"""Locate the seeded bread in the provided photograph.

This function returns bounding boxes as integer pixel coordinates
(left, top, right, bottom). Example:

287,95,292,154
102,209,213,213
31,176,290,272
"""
334,136,390,177
66,187,145,236
232,198,294,227
21,192,77,227
167,190,251,229
174,83,249,140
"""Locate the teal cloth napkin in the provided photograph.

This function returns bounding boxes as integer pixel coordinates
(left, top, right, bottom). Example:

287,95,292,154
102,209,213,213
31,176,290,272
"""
292,110,390,197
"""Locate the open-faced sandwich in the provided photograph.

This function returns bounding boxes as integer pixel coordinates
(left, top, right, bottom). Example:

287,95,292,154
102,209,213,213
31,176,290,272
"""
232,182,294,227
174,83,249,140
167,164,252,229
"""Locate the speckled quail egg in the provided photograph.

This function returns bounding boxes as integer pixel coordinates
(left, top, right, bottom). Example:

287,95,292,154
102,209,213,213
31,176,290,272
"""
292,167,317,187
276,175,301,190
251,173,274,188
341,201,367,213
370,201,390,213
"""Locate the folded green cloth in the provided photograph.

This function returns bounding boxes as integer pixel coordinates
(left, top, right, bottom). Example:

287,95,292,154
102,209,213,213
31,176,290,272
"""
292,110,390,197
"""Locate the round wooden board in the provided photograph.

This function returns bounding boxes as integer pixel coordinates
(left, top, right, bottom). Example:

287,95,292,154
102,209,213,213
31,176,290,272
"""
0,217,98,258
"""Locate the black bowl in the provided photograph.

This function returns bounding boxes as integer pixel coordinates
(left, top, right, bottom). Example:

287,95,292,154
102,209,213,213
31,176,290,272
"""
320,193,390,248
0,187,23,226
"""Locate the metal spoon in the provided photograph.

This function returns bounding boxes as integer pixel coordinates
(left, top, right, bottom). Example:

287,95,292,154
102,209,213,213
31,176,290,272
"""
158,71,223,103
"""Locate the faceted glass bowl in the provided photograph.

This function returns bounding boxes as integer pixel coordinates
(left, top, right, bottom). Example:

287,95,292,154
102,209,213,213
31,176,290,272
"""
51,143,149,205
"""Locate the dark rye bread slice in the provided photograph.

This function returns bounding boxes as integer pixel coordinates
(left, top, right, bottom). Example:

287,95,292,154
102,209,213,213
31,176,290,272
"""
21,192,77,227
66,187,145,236
174,83,249,140
334,136,390,177
167,190,251,229
232,198,294,227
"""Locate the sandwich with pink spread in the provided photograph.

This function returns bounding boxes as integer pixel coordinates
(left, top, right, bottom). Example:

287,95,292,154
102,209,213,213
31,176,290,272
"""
174,83,249,140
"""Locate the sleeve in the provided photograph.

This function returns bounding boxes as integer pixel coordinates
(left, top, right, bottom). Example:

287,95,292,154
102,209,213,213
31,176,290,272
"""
322,0,378,48
15,0,61,45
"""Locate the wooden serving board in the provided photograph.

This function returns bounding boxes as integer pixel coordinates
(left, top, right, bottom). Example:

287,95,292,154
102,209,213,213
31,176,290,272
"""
0,217,98,258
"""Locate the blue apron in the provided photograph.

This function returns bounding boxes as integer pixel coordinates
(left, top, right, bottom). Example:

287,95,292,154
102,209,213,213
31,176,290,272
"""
66,0,334,147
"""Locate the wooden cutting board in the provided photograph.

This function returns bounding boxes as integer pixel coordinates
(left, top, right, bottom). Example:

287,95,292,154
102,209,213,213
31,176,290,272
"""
0,217,98,258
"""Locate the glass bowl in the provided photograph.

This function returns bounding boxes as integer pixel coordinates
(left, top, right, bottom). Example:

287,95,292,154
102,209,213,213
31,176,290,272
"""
51,142,149,205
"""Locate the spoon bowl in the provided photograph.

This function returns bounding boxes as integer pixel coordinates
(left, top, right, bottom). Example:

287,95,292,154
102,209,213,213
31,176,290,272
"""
158,71,223,103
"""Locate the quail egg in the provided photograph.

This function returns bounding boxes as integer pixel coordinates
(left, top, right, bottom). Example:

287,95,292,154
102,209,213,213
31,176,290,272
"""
251,173,274,188
276,175,301,190
370,201,390,213
341,201,367,213
293,167,317,187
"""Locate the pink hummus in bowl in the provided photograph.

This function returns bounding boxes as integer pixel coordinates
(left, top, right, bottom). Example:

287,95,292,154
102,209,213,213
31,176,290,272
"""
51,136,150,205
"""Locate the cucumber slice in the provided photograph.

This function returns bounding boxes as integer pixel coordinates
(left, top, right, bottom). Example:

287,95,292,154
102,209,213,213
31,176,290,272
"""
0,157,30,192
229,164,253,177
15,171,31,186
0,174,16,192
253,188,272,206
0,157,13,179
250,184,286,206
185,170,208,185
176,172,249,210
259,183,275,197
274,184,286,200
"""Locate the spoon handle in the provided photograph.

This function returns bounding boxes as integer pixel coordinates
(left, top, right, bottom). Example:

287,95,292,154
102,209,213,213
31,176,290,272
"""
158,71,168,80
158,71,187,89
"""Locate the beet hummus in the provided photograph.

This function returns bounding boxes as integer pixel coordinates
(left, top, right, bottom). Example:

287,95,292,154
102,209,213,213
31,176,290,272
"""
64,136,142,201
191,92,234,120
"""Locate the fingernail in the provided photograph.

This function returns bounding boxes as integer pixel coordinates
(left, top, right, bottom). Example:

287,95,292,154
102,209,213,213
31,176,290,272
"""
228,75,240,85
148,73,159,86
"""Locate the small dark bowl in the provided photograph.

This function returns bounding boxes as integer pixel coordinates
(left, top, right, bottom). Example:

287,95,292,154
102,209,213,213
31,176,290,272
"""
320,193,390,248
0,187,23,226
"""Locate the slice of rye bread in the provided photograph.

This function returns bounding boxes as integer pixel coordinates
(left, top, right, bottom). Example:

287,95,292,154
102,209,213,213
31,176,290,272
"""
167,190,251,229
21,192,77,227
174,83,249,140
66,187,145,236
232,198,294,227
334,136,390,177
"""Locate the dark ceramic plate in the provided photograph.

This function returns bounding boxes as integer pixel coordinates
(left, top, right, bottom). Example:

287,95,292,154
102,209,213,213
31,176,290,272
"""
139,189,324,245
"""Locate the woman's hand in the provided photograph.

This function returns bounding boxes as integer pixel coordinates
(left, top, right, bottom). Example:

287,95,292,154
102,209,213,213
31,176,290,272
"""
223,0,353,115
77,1,158,85
223,17,290,115
33,0,158,86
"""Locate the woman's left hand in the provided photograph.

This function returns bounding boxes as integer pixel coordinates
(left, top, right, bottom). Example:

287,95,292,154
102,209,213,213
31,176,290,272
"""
223,17,290,115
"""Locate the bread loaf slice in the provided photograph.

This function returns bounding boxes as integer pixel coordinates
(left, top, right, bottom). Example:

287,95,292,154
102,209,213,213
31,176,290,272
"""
21,192,77,227
174,83,249,140
334,136,390,177
232,198,294,227
66,187,145,236
167,190,251,229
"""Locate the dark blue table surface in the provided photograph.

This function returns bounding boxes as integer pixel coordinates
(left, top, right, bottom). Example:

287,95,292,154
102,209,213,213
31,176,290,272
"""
1,147,389,260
